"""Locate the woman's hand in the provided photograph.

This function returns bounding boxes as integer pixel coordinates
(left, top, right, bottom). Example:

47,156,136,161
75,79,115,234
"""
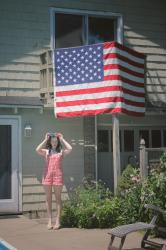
45,133,50,141
57,133,63,141
57,133,72,156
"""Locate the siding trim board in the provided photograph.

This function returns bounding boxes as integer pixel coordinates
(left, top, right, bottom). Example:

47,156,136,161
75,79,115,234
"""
0,97,43,107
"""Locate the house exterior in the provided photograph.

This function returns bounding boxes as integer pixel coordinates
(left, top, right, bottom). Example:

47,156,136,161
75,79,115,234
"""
0,0,166,216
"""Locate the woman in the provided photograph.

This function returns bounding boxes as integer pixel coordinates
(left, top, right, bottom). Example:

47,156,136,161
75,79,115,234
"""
36,132,72,230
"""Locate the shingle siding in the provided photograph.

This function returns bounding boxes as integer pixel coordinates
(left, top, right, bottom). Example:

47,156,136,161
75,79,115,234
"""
1,0,166,215
1,0,166,103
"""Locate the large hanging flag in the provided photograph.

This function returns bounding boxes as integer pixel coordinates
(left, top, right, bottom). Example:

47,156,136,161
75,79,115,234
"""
53,41,145,118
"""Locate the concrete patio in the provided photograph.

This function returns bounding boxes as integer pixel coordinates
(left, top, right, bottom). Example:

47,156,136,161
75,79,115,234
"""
0,215,165,250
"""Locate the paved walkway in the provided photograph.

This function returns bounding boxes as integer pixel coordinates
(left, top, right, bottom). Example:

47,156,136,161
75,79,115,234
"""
0,215,165,250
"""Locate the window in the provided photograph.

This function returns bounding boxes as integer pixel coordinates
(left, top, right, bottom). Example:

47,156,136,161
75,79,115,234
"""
98,130,109,152
139,130,149,147
124,130,134,152
55,13,84,48
51,9,122,49
151,130,161,148
88,16,115,44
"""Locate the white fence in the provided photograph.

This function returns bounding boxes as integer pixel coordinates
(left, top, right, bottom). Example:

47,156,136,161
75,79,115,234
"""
139,138,166,180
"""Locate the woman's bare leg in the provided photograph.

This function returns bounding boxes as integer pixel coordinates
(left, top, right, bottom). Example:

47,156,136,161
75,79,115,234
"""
43,185,53,229
53,185,63,229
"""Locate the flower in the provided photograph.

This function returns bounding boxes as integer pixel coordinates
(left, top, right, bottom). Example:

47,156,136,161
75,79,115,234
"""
131,175,140,183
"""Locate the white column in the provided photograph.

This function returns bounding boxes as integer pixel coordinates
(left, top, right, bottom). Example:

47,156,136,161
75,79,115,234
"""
94,115,98,185
112,114,121,195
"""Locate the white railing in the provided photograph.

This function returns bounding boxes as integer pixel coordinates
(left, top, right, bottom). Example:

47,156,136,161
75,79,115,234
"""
139,138,166,180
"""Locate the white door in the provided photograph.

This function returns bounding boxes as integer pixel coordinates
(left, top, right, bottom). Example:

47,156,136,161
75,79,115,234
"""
0,117,20,213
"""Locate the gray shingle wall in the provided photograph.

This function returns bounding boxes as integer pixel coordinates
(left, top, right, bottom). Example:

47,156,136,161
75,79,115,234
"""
0,0,166,103
1,0,166,213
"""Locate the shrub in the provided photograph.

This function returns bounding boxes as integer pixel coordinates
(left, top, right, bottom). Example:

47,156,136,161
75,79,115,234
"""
95,197,123,228
61,152,166,230
140,169,166,227
61,180,123,228
117,164,140,195
61,202,77,227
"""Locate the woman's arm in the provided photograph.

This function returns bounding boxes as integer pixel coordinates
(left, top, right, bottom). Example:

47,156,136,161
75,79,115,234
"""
36,133,49,156
58,134,72,156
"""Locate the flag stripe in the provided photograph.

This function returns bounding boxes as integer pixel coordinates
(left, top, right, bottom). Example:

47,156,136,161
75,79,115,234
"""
104,69,144,83
56,85,145,97
104,64,144,78
104,57,144,74
103,75,144,87
56,91,144,103
56,91,145,103
104,47,144,65
104,41,145,59
103,53,144,69
56,76,145,93
56,108,145,118
56,97,145,108
55,101,145,113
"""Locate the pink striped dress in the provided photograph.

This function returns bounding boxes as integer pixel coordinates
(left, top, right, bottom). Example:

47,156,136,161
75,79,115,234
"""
42,151,64,186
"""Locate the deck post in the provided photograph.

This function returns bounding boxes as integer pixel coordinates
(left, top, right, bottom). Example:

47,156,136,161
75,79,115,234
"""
139,138,148,180
112,114,121,195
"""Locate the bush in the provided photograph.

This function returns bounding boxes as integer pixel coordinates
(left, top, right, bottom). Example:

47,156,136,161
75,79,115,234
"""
95,197,123,228
140,169,166,227
61,180,123,228
117,158,166,233
61,152,166,230
117,164,140,196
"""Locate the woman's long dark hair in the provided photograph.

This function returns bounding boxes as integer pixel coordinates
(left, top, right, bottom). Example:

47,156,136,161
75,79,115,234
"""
46,135,62,154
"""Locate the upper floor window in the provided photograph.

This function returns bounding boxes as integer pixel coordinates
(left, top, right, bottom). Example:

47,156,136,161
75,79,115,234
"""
51,9,123,49
88,16,115,44
55,13,84,48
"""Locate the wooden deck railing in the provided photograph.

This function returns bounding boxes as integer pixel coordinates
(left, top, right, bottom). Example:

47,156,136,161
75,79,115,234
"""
40,50,54,105
139,138,166,180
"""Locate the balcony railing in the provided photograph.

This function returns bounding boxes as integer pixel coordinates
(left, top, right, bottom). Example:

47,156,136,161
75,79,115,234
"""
40,50,54,105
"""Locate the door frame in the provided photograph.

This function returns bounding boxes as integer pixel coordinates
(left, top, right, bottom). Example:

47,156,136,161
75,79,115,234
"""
0,115,22,213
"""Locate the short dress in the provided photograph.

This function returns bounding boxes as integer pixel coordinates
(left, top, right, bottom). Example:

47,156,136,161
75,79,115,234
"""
42,151,64,186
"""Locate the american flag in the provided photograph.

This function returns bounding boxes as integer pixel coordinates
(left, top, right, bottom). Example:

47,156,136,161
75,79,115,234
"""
53,41,145,118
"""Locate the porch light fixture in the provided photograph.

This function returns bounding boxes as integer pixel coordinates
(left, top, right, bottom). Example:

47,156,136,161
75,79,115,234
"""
24,124,32,137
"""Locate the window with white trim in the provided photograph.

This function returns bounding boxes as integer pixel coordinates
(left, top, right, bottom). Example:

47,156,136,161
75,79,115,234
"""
51,9,123,49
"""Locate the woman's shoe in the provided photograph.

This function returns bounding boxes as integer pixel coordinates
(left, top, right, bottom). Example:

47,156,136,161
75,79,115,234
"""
53,224,61,230
47,223,53,230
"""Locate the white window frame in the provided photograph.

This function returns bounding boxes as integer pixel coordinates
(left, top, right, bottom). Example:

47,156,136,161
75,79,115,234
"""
49,7,123,50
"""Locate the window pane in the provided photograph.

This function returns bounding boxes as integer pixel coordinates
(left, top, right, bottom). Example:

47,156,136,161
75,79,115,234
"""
139,130,149,147
55,13,84,48
0,125,11,199
151,130,161,148
88,16,115,44
124,130,134,152
98,130,109,152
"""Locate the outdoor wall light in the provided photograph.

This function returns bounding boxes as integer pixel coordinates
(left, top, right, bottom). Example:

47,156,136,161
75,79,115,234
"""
24,124,32,137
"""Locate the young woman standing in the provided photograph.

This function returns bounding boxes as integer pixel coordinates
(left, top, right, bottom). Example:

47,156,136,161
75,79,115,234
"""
36,132,72,230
